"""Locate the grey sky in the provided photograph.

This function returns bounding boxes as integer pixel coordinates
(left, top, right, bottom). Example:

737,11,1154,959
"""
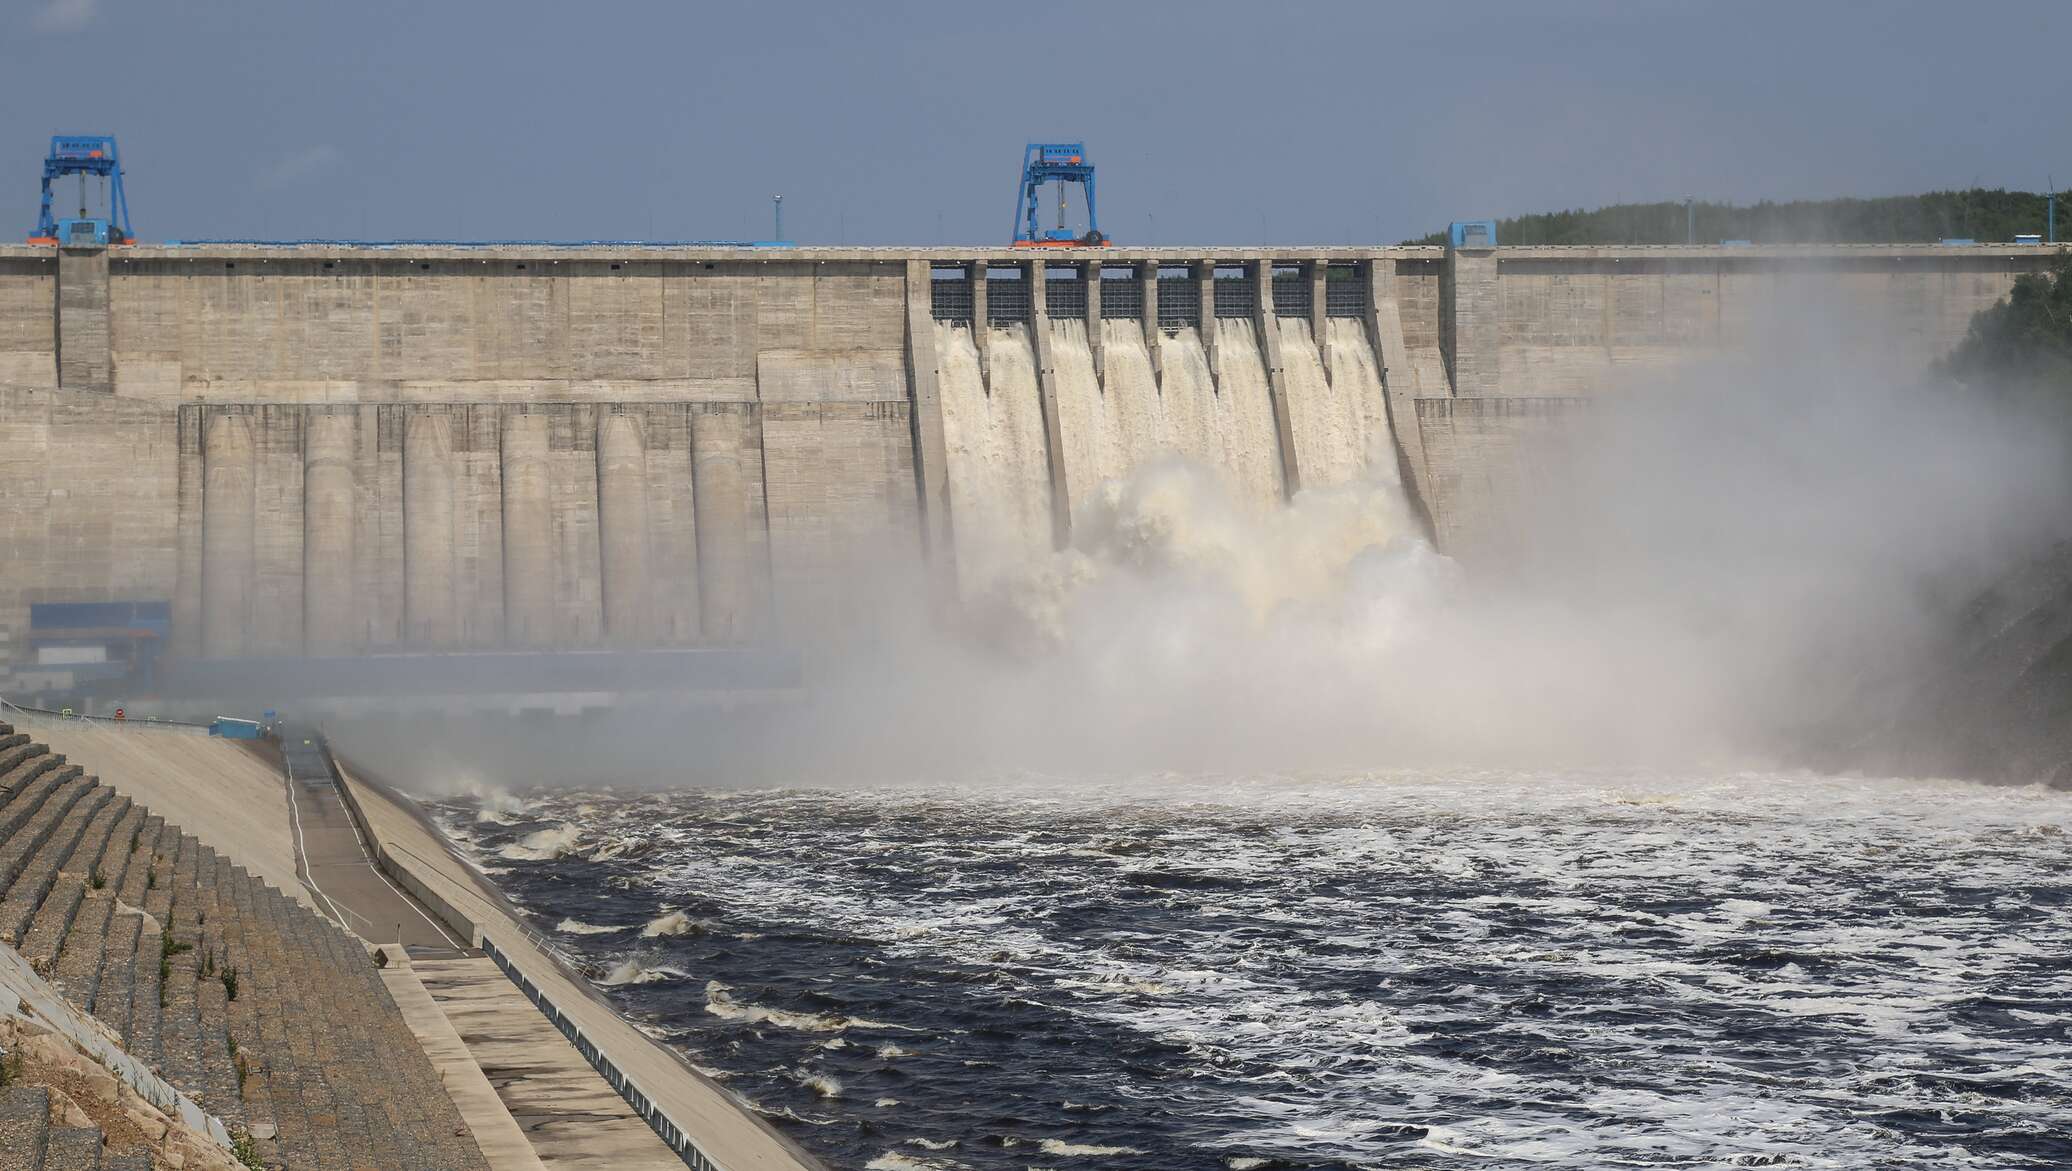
5,0,2066,245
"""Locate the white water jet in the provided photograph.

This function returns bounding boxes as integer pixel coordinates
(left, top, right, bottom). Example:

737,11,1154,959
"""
935,322,1054,589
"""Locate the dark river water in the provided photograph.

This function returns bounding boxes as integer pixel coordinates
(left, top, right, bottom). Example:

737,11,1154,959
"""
425,771,2071,1170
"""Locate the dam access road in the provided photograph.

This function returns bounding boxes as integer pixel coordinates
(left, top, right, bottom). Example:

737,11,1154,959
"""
0,241,2057,697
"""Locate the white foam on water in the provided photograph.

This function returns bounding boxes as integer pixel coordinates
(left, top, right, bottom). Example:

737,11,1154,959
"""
555,917,627,936
864,1154,966,1171
796,1069,844,1098
1037,1138,1143,1156
597,958,686,986
497,824,582,861
641,909,705,937
583,771,2072,1169
704,980,850,1033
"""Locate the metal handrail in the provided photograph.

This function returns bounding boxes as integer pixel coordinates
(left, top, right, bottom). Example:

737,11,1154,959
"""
0,697,209,731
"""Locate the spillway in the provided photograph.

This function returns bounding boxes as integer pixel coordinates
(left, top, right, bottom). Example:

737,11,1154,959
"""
935,322,1054,588
943,311,1395,573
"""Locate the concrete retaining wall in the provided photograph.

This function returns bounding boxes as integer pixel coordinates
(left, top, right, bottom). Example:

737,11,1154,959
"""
0,242,2058,671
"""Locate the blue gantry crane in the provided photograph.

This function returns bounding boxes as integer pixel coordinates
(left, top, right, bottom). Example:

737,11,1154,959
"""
29,135,133,246
1011,142,1107,248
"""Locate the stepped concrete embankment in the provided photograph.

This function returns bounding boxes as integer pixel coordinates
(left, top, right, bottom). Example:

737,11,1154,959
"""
0,241,2058,691
0,716,496,1169
0,712,816,1169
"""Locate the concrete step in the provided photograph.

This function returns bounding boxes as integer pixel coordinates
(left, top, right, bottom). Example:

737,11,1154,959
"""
0,735,494,1171
0,774,94,923
48,804,144,1009
1,784,114,945
0,762,67,851
22,792,132,972
0,740,48,784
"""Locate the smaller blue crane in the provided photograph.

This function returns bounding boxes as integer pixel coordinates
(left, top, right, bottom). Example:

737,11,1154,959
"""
1011,143,1107,248
30,135,134,246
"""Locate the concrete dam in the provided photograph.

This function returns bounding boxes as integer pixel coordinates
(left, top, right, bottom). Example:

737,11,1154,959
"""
0,240,2056,685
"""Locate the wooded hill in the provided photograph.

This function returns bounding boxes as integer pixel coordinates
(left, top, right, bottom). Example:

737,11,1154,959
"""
1414,190,2058,246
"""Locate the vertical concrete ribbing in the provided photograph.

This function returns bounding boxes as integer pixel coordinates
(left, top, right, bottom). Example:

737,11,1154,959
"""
402,409,456,647
500,411,553,646
1084,259,1104,382
1197,260,1218,379
692,406,752,643
172,409,204,661
1308,258,1329,383
360,405,403,648
644,407,700,643
251,410,305,656
1365,257,1436,538
303,411,357,656
1252,258,1300,499
971,261,991,385
903,260,954,569
55,247,111,393
1443,247,1500,396
1141,259,1162,385
200,412,255,659
1026,259,1072,548
596,411,652,645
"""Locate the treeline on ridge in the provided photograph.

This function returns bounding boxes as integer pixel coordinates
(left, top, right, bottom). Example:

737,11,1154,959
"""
1412,189,2058,246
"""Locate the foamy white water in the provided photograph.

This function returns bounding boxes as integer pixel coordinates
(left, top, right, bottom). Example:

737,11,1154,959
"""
444,770,2072,1170
943,316,1385,595
935,322,1054,587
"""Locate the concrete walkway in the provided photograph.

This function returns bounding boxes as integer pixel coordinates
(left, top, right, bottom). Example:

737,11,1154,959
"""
282,761,466,952
336,761,826,1171
379,947,550,1171
414,955,683,1171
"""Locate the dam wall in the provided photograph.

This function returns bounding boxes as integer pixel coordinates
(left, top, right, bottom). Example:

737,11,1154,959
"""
0,241,2056,677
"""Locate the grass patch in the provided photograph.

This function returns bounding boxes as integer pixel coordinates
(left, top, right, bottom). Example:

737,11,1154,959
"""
88,865,105,891
222,966,238,1002
230,1127,264,1170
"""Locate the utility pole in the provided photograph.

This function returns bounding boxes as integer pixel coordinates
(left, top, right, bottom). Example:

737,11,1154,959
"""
773,194,783,243
2050,176,2057,245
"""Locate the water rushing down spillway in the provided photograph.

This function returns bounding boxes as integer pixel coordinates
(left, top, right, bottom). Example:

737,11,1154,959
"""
431,772,2072,1171
936,317,1385,587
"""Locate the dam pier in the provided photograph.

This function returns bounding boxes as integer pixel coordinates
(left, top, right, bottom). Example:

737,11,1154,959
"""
0,240,2057,692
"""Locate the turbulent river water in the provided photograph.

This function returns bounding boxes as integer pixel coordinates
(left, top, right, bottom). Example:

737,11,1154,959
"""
428,770,2071,1171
